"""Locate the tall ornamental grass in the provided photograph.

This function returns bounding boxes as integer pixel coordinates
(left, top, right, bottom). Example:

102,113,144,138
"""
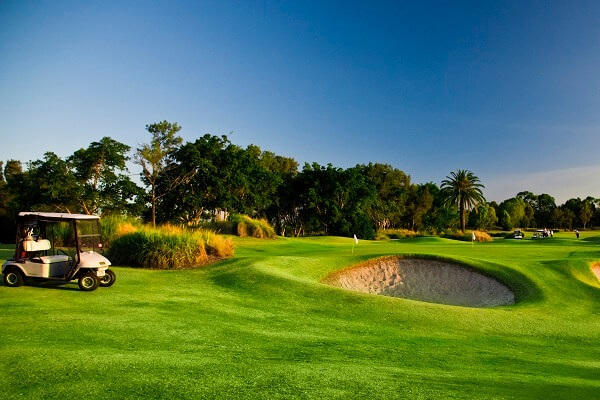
100,214,143,247
443,230,493,242
229,214,277,238
200,214,277,238
106,223,234,269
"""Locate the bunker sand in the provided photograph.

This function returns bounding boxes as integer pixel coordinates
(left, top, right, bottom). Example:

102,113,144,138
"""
325,256,515,308
592,262,600,281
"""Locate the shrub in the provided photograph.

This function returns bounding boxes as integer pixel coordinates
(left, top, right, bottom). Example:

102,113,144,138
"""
442,230,493,242
201,219,236,235
106,224,234,269
100,215,143,247
229,214,276,239
472,230,493,242
376,229,418,240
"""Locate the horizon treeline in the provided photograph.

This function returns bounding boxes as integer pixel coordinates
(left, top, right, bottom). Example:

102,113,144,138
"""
1,126,599,241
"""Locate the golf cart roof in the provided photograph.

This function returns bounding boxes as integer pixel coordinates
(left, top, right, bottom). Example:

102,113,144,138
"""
18,212,100,221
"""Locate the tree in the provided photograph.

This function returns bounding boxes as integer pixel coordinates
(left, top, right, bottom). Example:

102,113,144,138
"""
295,163,376,238
580,201,593,229
0,160,23,235
135,121,183,227
497,197,527,229
69,137,139,215
405,184,434,231
4,160,23,182
159,135,286,225
470,203,498,231
534,194,556,228
499,210,513,231
360,163,410,230
552,207,575,230
16,152,80,213
440,170,485,232
516,191,536,228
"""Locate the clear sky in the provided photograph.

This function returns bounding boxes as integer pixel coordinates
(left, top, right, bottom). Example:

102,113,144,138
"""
1,0,599,204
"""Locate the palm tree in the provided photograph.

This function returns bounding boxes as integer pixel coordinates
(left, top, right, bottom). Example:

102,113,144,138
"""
440,170,486,232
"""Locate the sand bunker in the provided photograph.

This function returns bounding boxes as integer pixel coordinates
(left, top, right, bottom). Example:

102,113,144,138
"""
592,262,600,281
325,256,515,307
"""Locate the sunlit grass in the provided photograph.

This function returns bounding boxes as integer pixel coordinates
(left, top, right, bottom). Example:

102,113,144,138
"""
1,233,599,399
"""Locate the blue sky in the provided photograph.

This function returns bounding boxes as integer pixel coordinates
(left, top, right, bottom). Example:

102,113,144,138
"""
1,0,599,204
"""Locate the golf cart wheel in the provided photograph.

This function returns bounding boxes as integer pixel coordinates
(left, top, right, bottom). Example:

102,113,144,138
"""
99,269,116,287
3,268,24,287
78,272,99,291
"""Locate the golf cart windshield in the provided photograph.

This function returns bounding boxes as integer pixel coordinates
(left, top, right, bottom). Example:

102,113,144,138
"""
76,219,103,252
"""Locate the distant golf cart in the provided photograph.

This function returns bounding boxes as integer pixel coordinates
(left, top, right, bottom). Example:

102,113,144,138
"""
532,229,553,239
2,212,115,291
513,229,524,239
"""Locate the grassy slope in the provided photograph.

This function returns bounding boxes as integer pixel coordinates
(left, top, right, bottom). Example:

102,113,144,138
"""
1,232,599,399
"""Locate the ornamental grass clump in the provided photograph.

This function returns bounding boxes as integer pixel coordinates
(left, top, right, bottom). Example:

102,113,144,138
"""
230,214,276,238
107,224,233,269
100,214,143,247
443,230,493,242
376,229,418,240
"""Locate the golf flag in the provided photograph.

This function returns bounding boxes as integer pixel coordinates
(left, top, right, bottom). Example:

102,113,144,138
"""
353,234,358,244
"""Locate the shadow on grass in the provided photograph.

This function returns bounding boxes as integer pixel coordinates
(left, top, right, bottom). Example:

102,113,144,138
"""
2,280,83,292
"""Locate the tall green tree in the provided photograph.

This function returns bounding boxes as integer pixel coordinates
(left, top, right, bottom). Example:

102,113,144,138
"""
440,170,485,232
469,202,498,231
0,160,23,220
360,163,410,230
405,183,434,231
296,163,376,238
160,135,284,225
135,121,183,226
69,137,140,215
497,197,527,230
580,197,596,229
534,194,556,228
14,152,80,213
4,160,23,182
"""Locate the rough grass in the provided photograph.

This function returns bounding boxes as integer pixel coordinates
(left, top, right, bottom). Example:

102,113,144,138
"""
1,231,599,399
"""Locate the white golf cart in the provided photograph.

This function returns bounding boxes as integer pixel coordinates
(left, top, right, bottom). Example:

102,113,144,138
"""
2,212,115,291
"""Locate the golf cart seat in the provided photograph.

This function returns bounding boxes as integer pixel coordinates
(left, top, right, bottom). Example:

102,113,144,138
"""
22,239,51,252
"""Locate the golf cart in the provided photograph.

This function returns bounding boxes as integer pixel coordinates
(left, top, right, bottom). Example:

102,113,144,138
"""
2,212,115,291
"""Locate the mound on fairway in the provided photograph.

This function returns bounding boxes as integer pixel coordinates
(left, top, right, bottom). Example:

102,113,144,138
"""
325,256,515,307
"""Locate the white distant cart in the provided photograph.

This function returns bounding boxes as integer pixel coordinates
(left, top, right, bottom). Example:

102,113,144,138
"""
532,229,552,239
2,212,115,291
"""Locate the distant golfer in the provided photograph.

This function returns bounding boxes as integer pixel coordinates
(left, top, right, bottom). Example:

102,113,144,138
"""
575,229,580,239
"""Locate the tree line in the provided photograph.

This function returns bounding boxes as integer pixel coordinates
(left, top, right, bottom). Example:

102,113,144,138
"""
1,121,599,242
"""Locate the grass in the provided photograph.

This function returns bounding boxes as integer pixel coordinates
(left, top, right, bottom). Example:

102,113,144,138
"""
1,231,599,399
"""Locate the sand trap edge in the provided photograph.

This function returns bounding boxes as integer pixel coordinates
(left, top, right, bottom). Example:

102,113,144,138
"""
323,255,516,308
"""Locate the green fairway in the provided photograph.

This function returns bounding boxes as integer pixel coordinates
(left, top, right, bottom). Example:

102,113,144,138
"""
1,233,599,399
